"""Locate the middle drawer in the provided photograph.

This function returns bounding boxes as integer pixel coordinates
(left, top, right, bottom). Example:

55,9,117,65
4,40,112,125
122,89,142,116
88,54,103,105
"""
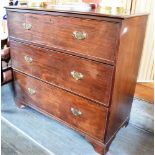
10,40,114,106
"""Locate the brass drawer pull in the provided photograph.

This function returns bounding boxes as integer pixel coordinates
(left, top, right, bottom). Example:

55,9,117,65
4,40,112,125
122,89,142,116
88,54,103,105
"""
73,31,87,40
24,55,33,63
22,23,32,30
71,108,82,116
28,88,36,95
71,71,84,80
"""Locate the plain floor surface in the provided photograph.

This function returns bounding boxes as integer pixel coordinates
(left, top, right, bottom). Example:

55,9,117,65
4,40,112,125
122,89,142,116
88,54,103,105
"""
1,119,53,155
1,83,154,155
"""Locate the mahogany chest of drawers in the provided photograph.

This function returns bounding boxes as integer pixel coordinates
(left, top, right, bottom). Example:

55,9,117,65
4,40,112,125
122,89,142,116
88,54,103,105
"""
6,6,148,155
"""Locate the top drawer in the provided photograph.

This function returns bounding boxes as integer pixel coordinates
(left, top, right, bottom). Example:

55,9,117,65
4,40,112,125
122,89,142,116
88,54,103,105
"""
7,11,120,64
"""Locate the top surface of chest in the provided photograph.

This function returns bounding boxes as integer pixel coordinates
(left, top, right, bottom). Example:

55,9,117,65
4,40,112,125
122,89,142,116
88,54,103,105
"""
5,6,148,19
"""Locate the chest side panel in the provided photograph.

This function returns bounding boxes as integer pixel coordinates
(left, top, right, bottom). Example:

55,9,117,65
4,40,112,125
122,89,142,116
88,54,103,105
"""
105,16,148,143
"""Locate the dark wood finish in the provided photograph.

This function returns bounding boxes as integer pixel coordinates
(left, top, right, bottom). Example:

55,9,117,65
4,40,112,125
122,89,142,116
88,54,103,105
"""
1,38,7,49
6,6,148,155
105,16,148,143
85,135,107,155
10,40,114,106
14,71,108,140
7,11,120,64
1,69,13,85
1,45,13,85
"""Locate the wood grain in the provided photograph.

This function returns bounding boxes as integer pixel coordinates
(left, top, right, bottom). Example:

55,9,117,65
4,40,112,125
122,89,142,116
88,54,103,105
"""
105,16,148,143
7,11,120,64
14,71,108,141
134,82,154,103
6,6,148,155
10,40,114,106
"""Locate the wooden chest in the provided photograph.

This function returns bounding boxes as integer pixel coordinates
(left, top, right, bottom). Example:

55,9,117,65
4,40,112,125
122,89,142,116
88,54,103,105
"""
6,6,148,155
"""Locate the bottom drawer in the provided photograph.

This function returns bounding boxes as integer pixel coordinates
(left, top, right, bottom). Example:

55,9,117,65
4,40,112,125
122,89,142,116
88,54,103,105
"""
14,71,108,140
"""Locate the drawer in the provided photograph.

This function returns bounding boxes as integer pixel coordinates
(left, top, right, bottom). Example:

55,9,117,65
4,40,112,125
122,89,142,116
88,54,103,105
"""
10,40,114,106
14,71,108,140
8,11,120,63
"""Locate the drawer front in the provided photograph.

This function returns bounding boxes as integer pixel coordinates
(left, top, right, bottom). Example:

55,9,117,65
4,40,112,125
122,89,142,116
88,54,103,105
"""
8,11,120,63
10,41,114,106
14,71,108,140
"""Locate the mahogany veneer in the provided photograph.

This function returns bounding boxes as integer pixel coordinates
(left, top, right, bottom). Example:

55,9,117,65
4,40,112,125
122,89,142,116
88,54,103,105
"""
6,6,148,155
10,40,114,106
7,11,119,64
